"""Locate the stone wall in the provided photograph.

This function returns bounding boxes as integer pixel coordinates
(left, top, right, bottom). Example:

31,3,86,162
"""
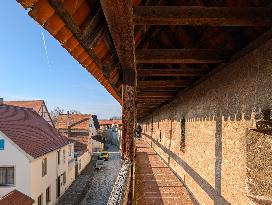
141,36,272,204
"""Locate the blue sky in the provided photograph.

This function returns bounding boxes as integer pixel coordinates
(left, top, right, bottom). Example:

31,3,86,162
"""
0,1,121,119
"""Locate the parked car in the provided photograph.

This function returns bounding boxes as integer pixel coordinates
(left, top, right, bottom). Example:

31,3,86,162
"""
95,159,105,170
100,151,109,161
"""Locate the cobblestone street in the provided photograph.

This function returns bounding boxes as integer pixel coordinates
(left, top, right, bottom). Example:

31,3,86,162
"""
80,145,121,205
56,145,120,205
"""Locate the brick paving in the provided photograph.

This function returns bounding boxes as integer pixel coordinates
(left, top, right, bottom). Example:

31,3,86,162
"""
134,139,195,205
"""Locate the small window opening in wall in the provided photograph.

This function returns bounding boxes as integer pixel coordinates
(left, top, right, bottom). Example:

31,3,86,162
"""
263,109,271,121
257,109,272,130
180,117,186,152
159,130,162,142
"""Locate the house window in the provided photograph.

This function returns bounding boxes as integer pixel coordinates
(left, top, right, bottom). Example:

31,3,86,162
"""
38,194,43,205
63,172,66,185
0,167,14,185
57,150,60,165
46,186,51,204
63,150,66,164
180,118,186,152
42,158,47,177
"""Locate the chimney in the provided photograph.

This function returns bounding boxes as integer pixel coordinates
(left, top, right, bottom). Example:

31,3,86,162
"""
0,98,3,105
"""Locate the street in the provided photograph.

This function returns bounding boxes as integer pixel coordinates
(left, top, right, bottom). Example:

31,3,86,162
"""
80,145,121,205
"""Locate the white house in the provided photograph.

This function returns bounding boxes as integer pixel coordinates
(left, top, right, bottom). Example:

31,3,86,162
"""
0,105,75,205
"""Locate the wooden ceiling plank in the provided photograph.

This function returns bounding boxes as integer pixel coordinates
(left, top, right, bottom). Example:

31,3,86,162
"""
100,0,136,86
137,68,204,76
133,6,272,26
137,91,176,97
136,49,229,64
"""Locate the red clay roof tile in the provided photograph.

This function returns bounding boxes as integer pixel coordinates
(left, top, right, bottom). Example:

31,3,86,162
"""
4,100,44,113
0,190,34,205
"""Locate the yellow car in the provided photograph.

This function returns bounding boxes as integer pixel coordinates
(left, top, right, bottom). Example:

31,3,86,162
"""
100,151,109,161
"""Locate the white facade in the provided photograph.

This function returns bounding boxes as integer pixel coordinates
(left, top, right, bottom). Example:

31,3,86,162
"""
0,132,31,198
0,131,75,205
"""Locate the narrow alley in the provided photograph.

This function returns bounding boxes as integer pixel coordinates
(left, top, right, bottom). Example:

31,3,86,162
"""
81,145,121,205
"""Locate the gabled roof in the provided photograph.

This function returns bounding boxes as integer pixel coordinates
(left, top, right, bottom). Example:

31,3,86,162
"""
0,190,34,205
56,114,92,130
4,100,44,113
0,105,70,159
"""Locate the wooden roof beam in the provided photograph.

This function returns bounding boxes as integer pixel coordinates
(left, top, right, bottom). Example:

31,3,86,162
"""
137,68,204,76
101,0,136,86
138,80,190,87
81,9,107,48
137,91,176,97
133,6,272,26
136,49,229,64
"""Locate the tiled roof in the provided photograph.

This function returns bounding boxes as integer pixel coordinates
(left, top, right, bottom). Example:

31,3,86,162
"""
4,100,44,113
99,120,122,125
0,190,34,205
56,114,91,130
0,105,70,159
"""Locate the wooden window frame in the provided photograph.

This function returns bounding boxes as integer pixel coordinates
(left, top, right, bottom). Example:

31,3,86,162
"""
0,166,15,186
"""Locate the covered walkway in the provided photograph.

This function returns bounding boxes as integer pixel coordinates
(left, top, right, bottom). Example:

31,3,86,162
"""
134,139,195,205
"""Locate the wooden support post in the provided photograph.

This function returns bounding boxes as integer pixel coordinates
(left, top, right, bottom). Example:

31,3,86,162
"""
122,84,136,161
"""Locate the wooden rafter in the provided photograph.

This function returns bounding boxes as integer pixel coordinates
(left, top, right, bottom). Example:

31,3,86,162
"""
81,9,107,48
47,0,111,77
101,0,136,86
136,49,229,64
133,6,272,26
138,80,191,87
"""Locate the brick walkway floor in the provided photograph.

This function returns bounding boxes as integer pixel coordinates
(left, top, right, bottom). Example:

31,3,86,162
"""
134,139,195,205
